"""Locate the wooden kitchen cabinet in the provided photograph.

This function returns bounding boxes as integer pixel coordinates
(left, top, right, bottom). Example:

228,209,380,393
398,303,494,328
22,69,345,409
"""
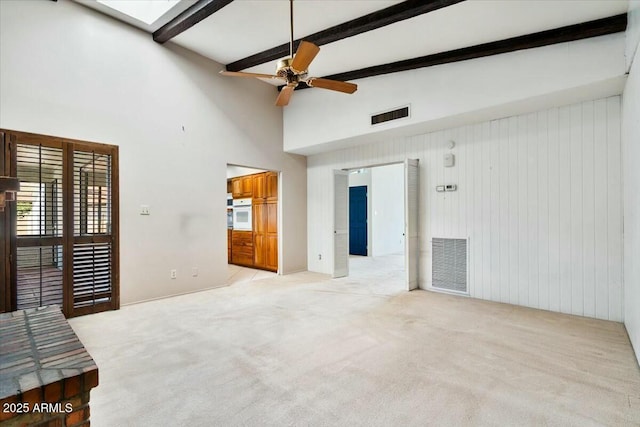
229,171,277,272
227,229,232,263
254,171,277,201
231,175,253,198
253,200,277,272
254,233,266,268
231,178,241,197
265,201,278,271
253,173,266,200
252,201,266,269
266,171,278,200
231,230,254,267
266,234,278,272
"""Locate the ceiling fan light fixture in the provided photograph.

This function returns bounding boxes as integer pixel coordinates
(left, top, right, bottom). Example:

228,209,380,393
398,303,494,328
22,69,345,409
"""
219,0,357,106
277,57,293,71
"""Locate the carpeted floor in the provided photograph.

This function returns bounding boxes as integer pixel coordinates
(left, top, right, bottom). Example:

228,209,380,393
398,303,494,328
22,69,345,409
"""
69,256,640,426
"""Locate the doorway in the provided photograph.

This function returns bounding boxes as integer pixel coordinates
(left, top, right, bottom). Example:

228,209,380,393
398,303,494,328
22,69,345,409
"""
334,159,419,292
1,129,120,317
226,164,279,285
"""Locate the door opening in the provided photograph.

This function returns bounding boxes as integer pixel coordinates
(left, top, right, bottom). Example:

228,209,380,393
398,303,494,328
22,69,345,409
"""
335,160,419,291
226,164,279,284
1,129,120,318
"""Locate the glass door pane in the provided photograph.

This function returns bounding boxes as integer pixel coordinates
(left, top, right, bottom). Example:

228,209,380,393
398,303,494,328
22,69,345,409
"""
72,150,114,311
15,144,64,309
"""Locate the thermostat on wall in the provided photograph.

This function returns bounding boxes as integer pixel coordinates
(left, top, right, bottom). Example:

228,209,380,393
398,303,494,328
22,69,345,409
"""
436,184,457,192
444,153,455,167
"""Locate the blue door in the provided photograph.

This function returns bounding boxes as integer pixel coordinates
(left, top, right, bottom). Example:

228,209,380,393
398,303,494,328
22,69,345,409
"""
349,186,368,256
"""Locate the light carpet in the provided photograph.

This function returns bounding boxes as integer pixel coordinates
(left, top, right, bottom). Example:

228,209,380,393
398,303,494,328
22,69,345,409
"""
70,258,640,426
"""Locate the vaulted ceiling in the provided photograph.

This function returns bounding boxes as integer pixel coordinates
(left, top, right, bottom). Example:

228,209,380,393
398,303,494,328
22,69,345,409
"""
76,0,628,90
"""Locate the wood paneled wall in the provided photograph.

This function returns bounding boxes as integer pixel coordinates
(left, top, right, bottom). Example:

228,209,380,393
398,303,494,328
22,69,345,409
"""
307,96,623,321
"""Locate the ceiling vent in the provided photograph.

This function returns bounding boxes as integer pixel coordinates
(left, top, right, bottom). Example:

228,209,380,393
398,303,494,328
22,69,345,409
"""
371,105,409,126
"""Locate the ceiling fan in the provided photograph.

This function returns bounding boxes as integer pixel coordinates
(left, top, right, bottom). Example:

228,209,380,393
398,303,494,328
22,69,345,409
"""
219,0,358,107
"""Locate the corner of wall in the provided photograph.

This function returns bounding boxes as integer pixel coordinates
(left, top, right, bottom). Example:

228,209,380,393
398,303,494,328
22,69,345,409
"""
622,1,640,365
626,0,640,72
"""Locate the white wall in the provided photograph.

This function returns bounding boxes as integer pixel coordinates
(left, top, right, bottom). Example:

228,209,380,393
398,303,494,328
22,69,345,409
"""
348,169,371,188
623,0,640,365
308,96,623,322
371,164,404,256
0,0,307,305
285,33,626,155
226,165,267,179
626,0,640,71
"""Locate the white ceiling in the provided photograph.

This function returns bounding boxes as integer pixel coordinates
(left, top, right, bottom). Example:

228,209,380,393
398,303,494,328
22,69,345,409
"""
77,0,629,86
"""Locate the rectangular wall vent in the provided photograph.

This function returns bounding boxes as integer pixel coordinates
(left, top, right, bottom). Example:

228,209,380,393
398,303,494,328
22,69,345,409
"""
432,238,468,293
371,106,409,125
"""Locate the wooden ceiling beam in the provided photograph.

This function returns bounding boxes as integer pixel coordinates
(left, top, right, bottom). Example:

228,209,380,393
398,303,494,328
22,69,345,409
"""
226,0,466,72
153,0,234,44
290,13,627,91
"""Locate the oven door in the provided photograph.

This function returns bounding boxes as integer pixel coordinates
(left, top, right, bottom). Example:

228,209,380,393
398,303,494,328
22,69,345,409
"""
233,206,252,231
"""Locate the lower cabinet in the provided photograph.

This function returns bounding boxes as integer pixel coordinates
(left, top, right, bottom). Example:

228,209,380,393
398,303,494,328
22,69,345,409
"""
231,230,253,267
265,234,278,271
254,233,266,267
253,200,277,272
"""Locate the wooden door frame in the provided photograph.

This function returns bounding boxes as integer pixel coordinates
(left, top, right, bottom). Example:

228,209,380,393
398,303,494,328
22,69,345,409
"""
0,131,9,312
0,129,119,317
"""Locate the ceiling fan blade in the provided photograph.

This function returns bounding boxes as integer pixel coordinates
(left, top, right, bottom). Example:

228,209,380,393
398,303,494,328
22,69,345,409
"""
307,78,357,94
219,70,284,80
291,41,320,72
276,85,295,107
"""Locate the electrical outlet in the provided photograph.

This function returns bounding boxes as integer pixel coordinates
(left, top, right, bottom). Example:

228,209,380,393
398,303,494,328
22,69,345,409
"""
141,205,150,215
318,254,322,260
170,269,177,279
192,267,198,277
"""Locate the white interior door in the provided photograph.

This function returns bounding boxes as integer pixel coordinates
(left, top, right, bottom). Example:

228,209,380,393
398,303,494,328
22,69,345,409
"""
333,170,349,278
405,159,419,290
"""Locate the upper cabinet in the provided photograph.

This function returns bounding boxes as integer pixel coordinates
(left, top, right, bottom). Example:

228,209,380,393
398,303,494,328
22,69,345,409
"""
231,171,276,200
232,175,253,198
253,171,277,201
266,172,278,200
253,173,266,200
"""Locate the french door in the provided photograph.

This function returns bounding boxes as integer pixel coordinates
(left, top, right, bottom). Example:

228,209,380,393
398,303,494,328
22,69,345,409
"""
404,159,419,291
333,170,349,278
1,130,119,317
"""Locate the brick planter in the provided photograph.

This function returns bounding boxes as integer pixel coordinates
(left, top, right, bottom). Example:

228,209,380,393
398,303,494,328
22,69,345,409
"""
0,306,98,427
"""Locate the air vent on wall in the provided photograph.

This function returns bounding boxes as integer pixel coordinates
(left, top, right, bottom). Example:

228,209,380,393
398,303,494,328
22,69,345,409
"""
371,105,409,125
432,238,468,294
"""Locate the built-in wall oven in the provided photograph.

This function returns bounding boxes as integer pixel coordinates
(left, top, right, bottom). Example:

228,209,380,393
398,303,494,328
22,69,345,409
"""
232,198,252,231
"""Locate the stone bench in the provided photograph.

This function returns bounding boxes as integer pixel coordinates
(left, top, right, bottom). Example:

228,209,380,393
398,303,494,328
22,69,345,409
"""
0,306,98,427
